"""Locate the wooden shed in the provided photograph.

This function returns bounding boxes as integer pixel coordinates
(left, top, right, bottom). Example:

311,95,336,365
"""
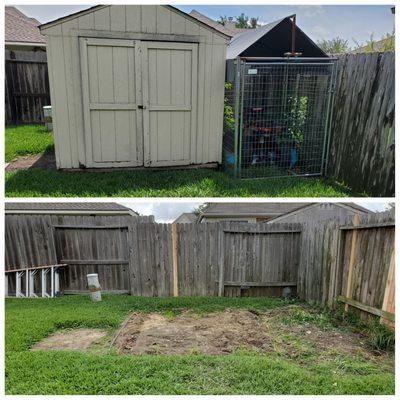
39,5,229,169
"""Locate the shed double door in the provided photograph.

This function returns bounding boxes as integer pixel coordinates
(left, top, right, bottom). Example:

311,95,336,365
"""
80,38,197,168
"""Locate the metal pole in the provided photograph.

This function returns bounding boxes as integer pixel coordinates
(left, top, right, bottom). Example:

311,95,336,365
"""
291,14,296,55
233,58,241,179
237,60,245,178
323,60,338,175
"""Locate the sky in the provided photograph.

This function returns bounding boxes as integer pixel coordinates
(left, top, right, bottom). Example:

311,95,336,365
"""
120,201,390,222
15,4,395,45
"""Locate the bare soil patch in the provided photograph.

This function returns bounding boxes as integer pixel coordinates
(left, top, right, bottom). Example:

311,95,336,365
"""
6,152,56,171
114,310,272,355
32,328,107,351
263,306,389,362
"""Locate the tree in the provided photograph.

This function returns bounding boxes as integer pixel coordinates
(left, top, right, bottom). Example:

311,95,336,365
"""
316,37,350,54
235,13,249,28
386,202,395,211
218,14,259,29
353,31,395,53
193,203,208,216
218,15,228,26
249,17,259,29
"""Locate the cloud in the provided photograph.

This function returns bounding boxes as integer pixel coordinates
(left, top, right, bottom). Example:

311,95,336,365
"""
296,5,326,18
311,25,330,39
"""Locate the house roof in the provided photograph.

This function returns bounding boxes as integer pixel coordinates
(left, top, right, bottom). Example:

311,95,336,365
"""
227,16,327,59
39,5,230,39
174,212,198,223
5,202,135,215
265,203,372,223
198,202,309,220
188,10,247,38
5,6,45,45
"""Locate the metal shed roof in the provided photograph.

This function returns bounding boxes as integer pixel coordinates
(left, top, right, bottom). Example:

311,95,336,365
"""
227,16,327,59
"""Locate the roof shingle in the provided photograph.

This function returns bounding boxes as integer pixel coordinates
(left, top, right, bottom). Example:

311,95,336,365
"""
5,202,133,213
5,6,45,44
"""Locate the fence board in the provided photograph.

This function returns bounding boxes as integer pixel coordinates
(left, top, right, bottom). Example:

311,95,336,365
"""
5,49,51,125
329,52,395,196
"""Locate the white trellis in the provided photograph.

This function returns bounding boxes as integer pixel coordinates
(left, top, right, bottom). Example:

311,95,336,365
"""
5,264,67,298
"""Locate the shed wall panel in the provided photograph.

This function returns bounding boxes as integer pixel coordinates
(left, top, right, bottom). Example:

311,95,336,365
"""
42,5,228,169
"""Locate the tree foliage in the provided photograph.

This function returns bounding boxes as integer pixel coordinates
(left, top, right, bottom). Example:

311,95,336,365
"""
317,32,395,55
218,13,259,29
316,37,350,54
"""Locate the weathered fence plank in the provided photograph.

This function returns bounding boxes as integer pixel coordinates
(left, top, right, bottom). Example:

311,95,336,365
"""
329,52,395,196
298,209,395,327
5,49,51,125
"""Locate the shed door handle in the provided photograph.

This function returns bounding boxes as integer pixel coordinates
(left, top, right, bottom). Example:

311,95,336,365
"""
138,105,146,109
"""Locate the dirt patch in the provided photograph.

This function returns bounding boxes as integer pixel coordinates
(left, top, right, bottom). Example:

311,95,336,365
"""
114,310,272,355
283,324,367,354
263,306,384,361
6,152,56,171
32,328,107,351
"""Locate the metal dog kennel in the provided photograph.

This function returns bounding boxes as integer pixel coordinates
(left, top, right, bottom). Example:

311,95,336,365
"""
223,16,337,179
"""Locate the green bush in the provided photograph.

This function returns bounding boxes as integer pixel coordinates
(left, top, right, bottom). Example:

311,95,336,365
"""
367,323,395,352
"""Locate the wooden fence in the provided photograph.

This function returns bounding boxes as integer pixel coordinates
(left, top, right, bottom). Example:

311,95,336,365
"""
4,214,153,295
329,52,395,196
5,49,51,125
5,211,395,326
130,222,301,297
298,210,395,327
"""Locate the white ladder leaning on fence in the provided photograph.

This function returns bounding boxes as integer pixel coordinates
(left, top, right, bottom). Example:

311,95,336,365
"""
5,264,67,298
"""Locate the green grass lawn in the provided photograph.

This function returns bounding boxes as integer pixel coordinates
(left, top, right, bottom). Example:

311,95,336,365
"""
6,295,394,395
5,125,54,162
4,125,360,197
5,168,357,198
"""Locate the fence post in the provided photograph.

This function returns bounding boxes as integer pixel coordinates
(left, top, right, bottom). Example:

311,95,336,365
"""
344,214,360,312
171,222,179,297
380,248,395,327
327,223,340,307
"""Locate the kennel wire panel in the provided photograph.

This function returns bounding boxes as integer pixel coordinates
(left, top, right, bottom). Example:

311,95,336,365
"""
223,59,336,179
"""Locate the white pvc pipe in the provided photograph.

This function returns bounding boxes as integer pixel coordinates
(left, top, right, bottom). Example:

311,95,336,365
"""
87,273,102,302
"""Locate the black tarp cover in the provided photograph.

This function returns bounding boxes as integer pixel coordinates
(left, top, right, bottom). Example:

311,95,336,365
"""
227,17,327,59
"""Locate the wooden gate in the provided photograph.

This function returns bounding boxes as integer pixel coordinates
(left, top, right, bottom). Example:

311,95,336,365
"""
80,38,197,168
219,226,301,297
54,224,130,294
